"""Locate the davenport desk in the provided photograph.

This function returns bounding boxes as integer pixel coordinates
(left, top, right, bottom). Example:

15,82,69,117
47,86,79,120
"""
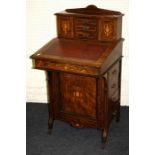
30,5,124,145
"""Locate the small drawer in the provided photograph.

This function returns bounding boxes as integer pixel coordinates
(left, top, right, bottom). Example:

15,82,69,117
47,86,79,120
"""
108,62,119,97
75,32,97,40
108,81,118,97
75,25,97,32
34,60,98,75
111,90,119,102
74,17,98,40
75,18,97,26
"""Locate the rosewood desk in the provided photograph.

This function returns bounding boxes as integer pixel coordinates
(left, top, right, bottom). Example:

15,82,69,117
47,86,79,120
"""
30,5,124,145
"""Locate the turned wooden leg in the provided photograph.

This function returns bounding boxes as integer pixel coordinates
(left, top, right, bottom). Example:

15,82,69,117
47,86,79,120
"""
48,116,54,134
46,71,55,134
48,116,54,129
102,128,108,144
116,104,120,122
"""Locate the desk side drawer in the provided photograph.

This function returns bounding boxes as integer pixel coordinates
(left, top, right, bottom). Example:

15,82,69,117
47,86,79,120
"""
107,62,120,97
33,59,99,75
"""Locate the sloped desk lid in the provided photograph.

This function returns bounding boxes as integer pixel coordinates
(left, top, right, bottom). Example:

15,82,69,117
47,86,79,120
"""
31,38,123,75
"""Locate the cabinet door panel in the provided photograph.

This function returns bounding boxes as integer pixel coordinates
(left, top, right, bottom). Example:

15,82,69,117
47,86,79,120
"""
57,16,73,38
59,73,97,118
99,18,117,41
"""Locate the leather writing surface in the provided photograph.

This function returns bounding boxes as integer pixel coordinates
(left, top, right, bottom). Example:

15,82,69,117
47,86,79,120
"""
38,38,108,61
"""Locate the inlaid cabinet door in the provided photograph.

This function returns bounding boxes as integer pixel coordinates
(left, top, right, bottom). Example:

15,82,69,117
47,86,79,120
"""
59,73,97,119
99,18,117,41
57,16,74,38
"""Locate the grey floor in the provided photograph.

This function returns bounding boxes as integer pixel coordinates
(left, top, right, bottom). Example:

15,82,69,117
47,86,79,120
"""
26,103,129,155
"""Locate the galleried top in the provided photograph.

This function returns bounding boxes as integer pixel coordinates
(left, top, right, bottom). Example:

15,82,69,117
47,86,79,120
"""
55,5,123,41
56,5,124,17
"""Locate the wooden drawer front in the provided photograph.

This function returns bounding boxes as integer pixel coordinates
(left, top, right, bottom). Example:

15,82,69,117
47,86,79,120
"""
74,17,98,40
100,18,116,41
111,90,119,102
34,59,98,75
59,73,97,118
108,62,119,97
57,16,73,38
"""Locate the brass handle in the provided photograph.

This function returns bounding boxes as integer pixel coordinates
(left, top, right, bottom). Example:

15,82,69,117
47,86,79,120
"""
73,91,80,97
112,69,117,75
112,96,117,102
111,83,116,89
83,33,89,38
64,66,68,70
83,26,89,31
83,21,89,25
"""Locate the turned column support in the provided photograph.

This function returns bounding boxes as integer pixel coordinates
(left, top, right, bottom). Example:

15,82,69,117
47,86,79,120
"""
46,71,56,134
97,75,109,146
102,128,108,143
116,59,122,122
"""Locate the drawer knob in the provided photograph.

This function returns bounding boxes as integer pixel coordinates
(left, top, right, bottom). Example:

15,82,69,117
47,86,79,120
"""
111,83,116,89
73,91,80,97
64,66,68,70
83,33,89,38
112,70,117,75
112,96,118,102
83,26,89,31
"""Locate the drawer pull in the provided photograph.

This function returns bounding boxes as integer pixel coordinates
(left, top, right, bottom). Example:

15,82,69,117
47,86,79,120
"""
73,91,80,97
112,70,117,75
83,26,89,31
64,66,68,70
112,96,117,102
111,83,116,89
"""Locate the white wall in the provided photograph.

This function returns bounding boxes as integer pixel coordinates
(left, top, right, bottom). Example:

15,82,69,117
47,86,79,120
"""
26,0,129,105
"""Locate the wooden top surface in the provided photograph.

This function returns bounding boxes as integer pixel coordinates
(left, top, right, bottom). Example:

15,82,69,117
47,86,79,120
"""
55,5,123,18
31,38,123,68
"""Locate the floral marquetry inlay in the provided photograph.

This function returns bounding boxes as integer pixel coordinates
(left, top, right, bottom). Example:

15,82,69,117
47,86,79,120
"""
101,19,116,40
62,20,70,35
35,60,98,75
103,23,113,37
59,73,97,118
57,16,73,38
103,24,112,37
